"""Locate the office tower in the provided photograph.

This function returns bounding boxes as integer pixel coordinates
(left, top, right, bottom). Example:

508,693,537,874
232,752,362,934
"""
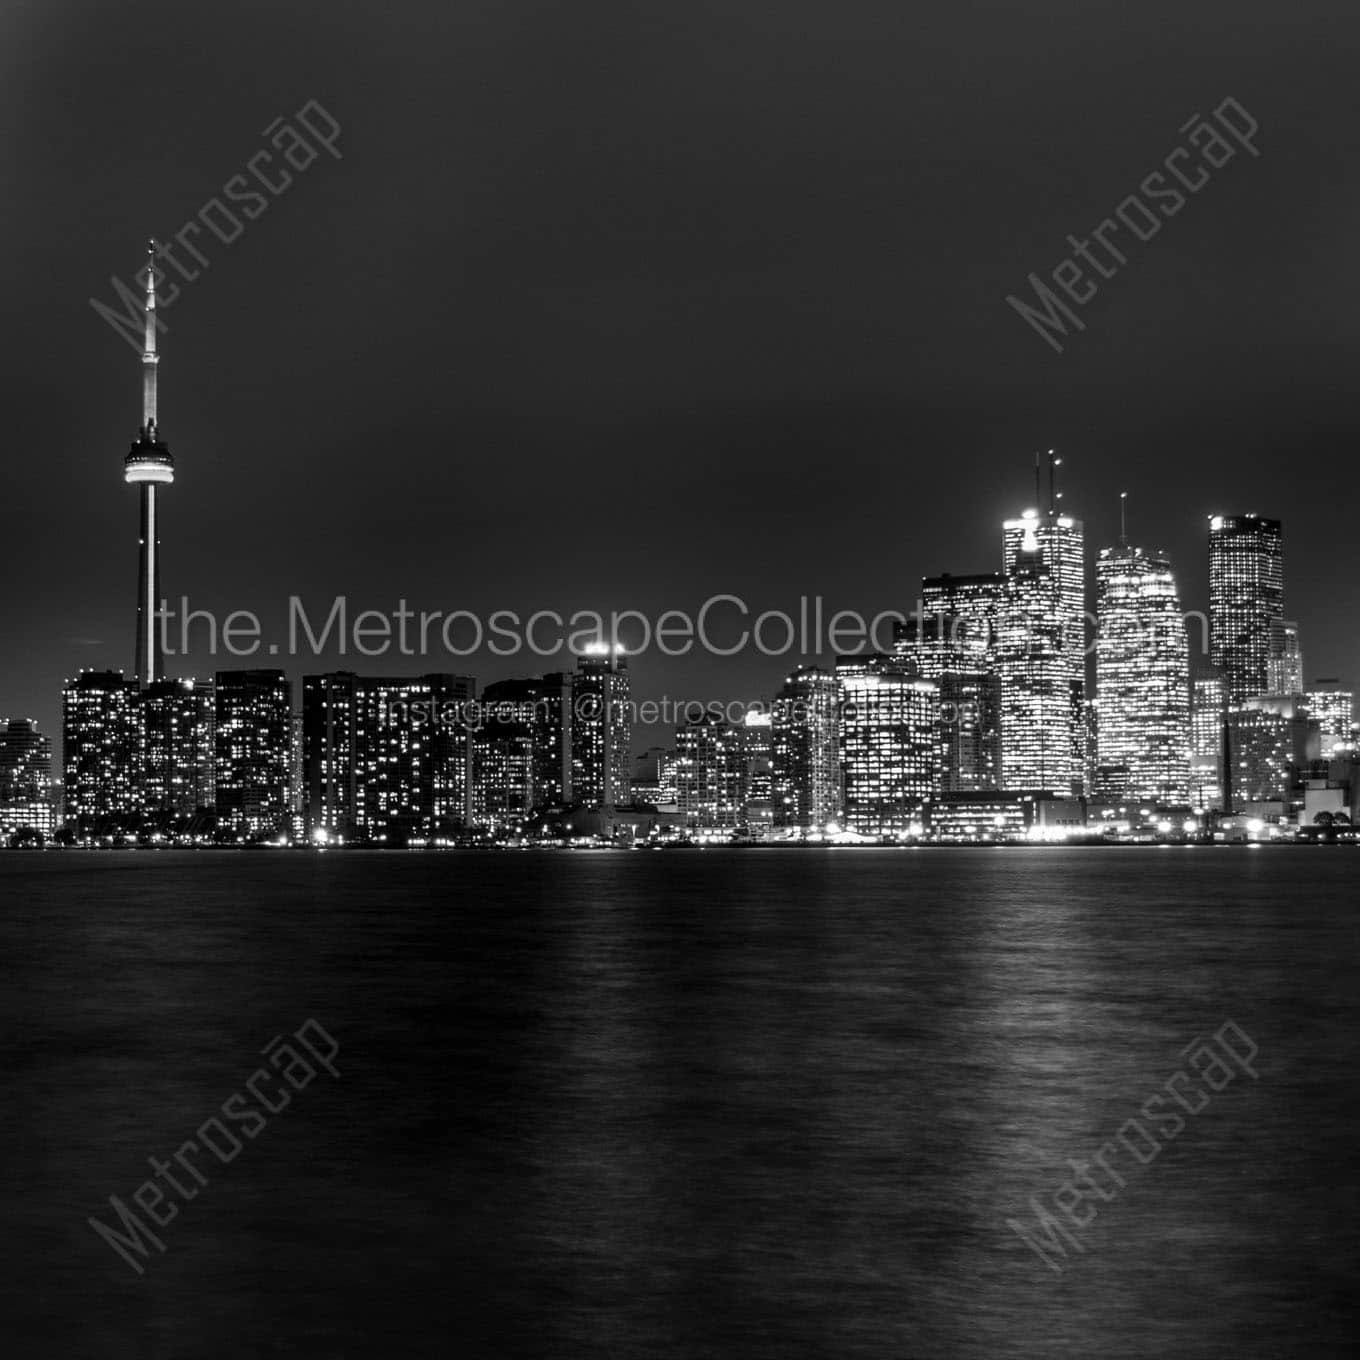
1190,669,1227,812
673,717,747,834
215,670,293,842
919,572,1006,665
0,719,55,839
303,673,475,844
1094,544,1191,805
481,674,572,807
1302,689,1355,757
996,522,1078,793
140,678,215,820
1266,619,1303,696
771,666,841,832
123,242,175,687
740,710,774,835
303,672,360,841
571,646,631,809
1000,459,1087,795
895,611,1001,792
62,670,141,834
471,721,535,835
355,675,476,844
1226,696,1318,810
835,653,939,837
1209,514,1283,705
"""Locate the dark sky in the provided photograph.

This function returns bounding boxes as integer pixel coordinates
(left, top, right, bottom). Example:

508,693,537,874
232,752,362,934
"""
3,0,1358,749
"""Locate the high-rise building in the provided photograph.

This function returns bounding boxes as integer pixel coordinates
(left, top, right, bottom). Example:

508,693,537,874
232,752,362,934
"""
303,672,361,841
1208,514,1283,706
672,717,747,834
895,611,1001,792
771,666,841,832
1226,695,1318,810
62,670,141,834
571,647,631,809
1266,619,1304,696
740,711,774,834
835,653,939,837
1094,544,1191,805
123,242,176,688
0,719,55,839
997,517,1080,794
1190,669,1227,812
356,675,475,844
481,674,572,808
1302,689,1355,757
215,670,293,842
303,673,475,844
140,677,215,820
1000,465,1087,795
919,572,1006,665
471,721,535,835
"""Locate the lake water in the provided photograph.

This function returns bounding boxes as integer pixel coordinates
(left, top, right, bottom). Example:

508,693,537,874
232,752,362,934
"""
1,848,1356,1358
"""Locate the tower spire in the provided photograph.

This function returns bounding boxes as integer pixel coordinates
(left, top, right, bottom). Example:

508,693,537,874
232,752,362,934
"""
1119,491,1128,547
142,239,159,433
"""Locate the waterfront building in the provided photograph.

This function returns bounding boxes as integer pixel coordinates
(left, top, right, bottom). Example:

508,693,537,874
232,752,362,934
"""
1208,514,1284,705
570,647,631,809
62,670,141,834
1094,544,1191,804
0,718,55,839
835,653,939,837
771,666,841,832
215,670,293,842
673,716,747,833
140,678,215,821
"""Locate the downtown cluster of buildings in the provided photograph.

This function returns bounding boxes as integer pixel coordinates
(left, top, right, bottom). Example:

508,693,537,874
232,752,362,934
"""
1,257,1356,847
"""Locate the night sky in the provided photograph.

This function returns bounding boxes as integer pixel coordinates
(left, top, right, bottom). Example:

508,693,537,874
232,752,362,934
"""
4,0,1358,751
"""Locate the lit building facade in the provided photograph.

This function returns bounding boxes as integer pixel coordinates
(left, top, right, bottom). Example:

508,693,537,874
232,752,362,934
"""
1209,514,1283,706
1302,689,1355,757
1226,695,1318,811
570,647,631,809
140,678,215,820
215,670,293,842
0,718,55,839
303,672,360,840
1094,544,1190,805
62,670,141,834
673,717,747,833
835,653,939,836
771,666,841,832
1190,670,1227,812
1266,619,1304,696
997,517,1083,794
481,674,572,808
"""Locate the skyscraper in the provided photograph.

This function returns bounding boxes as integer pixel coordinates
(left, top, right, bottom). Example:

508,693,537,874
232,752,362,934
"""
1094,544,1191,805
1190,669,1227,812
999,459,1087,795
481,674,572,808
215,670,293,842
0,719,54,839
1302,689,1355,756
997,514,1080,794
570,646,631,809
140,677,215,821
672,716,748,834
1208,514,1283,706
835,653,939,837
1266,619,1304,696
62,670,141,834
123,242,175,687
771,666,841,832
303,672,361,841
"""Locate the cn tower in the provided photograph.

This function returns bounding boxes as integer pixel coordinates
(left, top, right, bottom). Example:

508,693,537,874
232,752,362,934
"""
123,240,174,687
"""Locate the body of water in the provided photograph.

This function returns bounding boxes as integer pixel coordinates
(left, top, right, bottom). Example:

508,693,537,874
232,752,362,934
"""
2,848,1356,1357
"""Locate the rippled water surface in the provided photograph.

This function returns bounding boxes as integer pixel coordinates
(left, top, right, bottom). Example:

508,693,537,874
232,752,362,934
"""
2,848,1356,1358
